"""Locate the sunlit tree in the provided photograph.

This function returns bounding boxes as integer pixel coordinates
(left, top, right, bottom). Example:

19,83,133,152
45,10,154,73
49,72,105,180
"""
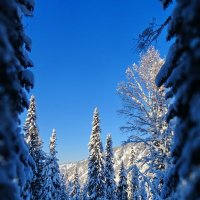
105,134,117,200
87,108,105,200
118,46,172,197
117,162,128,200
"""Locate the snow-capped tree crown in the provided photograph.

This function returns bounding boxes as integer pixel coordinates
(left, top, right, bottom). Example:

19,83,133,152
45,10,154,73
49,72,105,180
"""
50,129,57,157
118,46,167,137
105,134,116,200
71,167,81,199
24,95,42,154
89,107,103,154
87,107,105,199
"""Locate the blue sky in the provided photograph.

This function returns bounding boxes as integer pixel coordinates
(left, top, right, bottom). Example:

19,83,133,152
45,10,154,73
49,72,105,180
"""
22,0,172,163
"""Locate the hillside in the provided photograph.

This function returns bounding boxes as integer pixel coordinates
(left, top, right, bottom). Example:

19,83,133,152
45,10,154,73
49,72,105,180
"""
60,143,148,186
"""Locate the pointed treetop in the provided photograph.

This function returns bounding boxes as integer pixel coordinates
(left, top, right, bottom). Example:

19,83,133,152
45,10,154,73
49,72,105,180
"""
90,107,101,136
24,95,42,151
107,134,111,140
30,95,35,100
105,134,113,155
121,161,124,169
92,107,99,122
50,128,57,157
128,146,135,167
52,128,56,135
94,107,98,113
29,95,36,107
119,161,127,178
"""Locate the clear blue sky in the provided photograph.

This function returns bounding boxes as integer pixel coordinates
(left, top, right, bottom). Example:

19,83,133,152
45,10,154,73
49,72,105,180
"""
22,0,172,163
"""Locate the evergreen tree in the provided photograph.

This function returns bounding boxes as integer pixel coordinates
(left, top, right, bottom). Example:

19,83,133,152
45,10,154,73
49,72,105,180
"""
128,146,135,167
49,129,66,199
24,96,50,200
18,136,35,200
104,134,117,200
60,173,68,200
155,0,200,199
65,172,73,198
139,177,147,200
0,0,35,199
87,107,105,200
130,165,140,200
81,184,88,200
127,147,136,200
70,167,81,200
117,162,128,200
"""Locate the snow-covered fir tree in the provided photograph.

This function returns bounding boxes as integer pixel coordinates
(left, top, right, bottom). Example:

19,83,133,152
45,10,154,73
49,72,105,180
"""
18,136,35,200
117,161,128,200
65,172,73,198
60,173,68,200
49,129,67,199
70,167,81,200
81,184,88,200
104,134,117,200
128,146,135,167
0,0,35,199
87,107,105,200
129,165,140,200
24,96,50,200
138,177,147,200
127,147,136,200
155,0,200,199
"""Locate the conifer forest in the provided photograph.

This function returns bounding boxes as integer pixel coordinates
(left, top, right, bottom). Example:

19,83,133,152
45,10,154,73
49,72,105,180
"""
0,0,200,199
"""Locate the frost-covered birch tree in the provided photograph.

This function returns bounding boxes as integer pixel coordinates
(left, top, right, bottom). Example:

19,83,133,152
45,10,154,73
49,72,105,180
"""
0,0,35,199
154,0,200,199
118,46,167,139
104,134,117,200
118,46,172,197
87,107,105,200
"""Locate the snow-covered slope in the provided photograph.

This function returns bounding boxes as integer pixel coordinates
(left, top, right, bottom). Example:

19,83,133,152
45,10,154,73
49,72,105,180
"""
60,143,148,186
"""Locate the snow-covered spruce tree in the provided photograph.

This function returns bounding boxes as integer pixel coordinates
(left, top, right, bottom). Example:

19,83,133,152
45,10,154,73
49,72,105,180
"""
138,177,147,200
154,1,200,199
24,96,50,200
0,0,34,199
129,165,140,200
117,161,128,200
118,46,172,197
128,146,135,167
87,107,105,200
65,172,73,198
81,184,88,200
49,129,67,199
18,135,35,200
70,167,81,200
104,134,117,200
127,146,136,200
60,173,68,200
